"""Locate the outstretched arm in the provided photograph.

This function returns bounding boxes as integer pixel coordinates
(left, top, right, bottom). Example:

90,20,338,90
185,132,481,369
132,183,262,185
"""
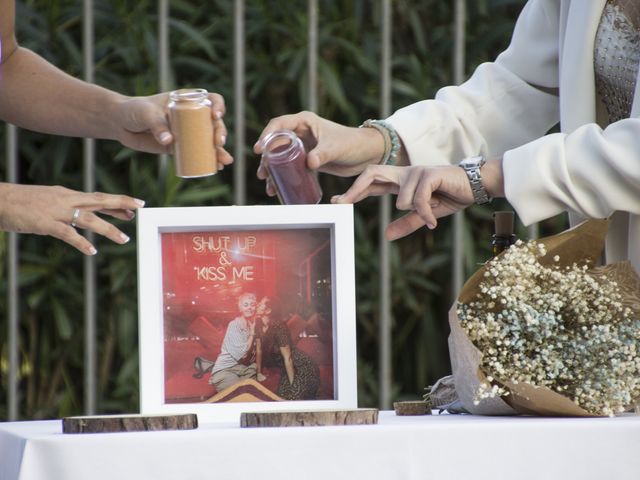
0,0,231,162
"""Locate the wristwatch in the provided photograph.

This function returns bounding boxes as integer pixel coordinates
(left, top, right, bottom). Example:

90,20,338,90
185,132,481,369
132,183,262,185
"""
458,156,492,205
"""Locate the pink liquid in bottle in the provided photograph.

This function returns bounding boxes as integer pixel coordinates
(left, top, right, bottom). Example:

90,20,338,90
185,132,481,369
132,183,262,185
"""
262,130,322,205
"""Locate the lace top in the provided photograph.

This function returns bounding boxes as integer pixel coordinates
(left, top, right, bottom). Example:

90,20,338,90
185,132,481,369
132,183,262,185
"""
594,0,640,124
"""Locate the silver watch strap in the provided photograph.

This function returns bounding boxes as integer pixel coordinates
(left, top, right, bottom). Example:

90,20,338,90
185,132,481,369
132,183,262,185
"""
459,156,492,205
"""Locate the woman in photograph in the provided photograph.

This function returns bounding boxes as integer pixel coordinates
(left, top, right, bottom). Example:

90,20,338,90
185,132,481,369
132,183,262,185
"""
209,292,258,392
255,296,320,401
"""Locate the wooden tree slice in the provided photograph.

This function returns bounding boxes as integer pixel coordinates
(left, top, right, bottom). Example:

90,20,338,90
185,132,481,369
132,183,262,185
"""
62,413,198,434
240,408,379,428
393,400,431,416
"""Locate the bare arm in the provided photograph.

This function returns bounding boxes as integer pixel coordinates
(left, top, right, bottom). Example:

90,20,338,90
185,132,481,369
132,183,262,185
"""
1,50,126,141
1,6,126,141
255,338,263,375
0,0,231,159
0,0,231,255
279,345,295,385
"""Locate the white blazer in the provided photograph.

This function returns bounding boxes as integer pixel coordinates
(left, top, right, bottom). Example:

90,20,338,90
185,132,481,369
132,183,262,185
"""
387,0,640,272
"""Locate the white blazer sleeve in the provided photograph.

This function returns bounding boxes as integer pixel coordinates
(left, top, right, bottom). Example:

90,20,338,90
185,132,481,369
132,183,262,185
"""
503,119,640,223
386,0,561,167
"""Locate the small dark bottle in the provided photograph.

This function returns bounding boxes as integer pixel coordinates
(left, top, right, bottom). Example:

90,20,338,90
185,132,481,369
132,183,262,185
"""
492,211,517,256
261,129,322,205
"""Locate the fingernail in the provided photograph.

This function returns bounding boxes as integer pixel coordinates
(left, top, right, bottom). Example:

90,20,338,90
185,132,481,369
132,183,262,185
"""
126,209,136,219
215,110,223,119
159,132,172,144
134,198,146,207
221,135,226,146
89,247,98,255
427,223,436,230
120,233,130,243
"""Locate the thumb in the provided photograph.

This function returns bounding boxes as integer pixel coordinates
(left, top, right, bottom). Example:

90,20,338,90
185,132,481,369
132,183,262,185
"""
151,118,173,146
138,104,173,145
307,147,332,170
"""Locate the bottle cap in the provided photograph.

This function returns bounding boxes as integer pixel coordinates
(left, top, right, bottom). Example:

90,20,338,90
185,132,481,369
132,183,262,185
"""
493,211,515,236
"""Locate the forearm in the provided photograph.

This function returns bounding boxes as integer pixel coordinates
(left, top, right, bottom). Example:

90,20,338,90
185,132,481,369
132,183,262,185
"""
0,183,17,231
280,346,294,384
481,157,505,199
0,46,126,140
284,358,294,384
255,339,262,373
353,125,409,167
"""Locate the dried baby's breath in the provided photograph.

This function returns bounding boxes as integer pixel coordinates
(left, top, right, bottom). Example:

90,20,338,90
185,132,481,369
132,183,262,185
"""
458,240,640,416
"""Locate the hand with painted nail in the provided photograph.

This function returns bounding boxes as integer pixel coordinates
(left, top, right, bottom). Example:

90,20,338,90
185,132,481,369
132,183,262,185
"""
0,14,231,168
253,111,396,198
0,183,144,256
331,164,475,241
113,92,233,169
0,1,231,256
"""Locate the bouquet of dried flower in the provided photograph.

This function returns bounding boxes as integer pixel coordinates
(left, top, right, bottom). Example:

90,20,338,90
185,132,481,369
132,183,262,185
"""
448,219,640,416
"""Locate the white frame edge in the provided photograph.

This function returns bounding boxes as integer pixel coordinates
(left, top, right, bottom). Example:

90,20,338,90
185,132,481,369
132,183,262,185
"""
137,204,357,423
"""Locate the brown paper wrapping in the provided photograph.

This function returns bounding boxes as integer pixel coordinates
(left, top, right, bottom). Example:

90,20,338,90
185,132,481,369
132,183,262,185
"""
448,218,640,416
448,304,516,415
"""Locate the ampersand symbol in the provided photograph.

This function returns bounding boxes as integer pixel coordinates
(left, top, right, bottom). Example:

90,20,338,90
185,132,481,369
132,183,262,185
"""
219,251,232,266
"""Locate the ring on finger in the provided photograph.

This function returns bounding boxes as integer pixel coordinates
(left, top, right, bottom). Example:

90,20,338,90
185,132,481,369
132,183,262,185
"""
70,208,81,228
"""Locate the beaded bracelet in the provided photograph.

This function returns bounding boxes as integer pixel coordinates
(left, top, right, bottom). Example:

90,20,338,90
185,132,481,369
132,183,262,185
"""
359,119,400,166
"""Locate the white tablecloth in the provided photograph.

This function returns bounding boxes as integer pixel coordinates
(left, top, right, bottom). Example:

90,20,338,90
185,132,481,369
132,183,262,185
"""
1,411,639,480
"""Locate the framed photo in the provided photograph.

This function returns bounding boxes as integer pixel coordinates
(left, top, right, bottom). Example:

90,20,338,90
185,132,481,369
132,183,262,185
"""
137,204,357,422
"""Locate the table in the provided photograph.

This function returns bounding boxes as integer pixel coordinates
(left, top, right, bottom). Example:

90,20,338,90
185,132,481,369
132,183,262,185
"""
1,411,639,480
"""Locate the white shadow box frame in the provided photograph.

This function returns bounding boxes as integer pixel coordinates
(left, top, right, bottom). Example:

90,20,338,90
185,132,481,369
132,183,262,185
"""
137,204,357,423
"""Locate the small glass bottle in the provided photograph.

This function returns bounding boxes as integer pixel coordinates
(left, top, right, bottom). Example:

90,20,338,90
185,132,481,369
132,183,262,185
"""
492,211,517,256
168,88,217,178
261,129,322,205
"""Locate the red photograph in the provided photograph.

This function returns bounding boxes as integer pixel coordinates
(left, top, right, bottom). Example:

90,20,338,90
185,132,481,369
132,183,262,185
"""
161,227,334,404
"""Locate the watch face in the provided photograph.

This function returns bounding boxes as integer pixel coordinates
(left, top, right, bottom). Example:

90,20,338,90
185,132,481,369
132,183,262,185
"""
460,159,474,169
460,156,484,169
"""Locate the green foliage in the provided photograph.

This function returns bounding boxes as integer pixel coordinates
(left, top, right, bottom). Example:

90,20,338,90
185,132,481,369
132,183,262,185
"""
0,0,565,419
